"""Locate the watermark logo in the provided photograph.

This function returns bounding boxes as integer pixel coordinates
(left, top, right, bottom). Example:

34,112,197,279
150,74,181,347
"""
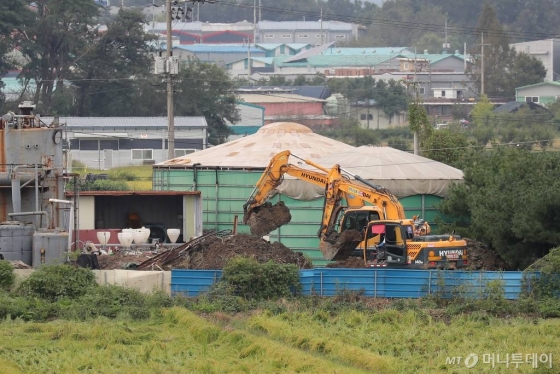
445,353,553,369
445,353,478,368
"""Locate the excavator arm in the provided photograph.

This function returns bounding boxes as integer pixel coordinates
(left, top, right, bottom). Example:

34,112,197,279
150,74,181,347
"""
243,150,333,224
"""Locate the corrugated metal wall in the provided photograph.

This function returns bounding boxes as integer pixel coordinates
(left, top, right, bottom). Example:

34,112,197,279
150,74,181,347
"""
171,269,533,300
153,168,444,266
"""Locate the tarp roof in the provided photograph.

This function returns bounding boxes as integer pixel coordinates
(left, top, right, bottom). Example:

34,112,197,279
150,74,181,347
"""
157,122,356,168
156,124,463,200
277,146,464,199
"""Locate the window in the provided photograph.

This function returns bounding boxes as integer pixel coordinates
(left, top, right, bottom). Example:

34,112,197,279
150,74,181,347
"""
298,34,308,38
335,35,346,39
404,62,409,70
264,34,274,39
525,96,539,103
360,114,373,120
360,114,366,120
131,149,153,160
174,149,196,157
441,90,446,97
419,87,425,95
281,34,291,39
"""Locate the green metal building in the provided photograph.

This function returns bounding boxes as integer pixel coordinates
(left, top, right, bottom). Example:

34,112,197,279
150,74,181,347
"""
153,122,463,266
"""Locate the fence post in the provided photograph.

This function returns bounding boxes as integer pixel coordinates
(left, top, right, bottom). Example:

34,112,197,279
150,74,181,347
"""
428,270,432,295
374,270,377,298
479,271,483,299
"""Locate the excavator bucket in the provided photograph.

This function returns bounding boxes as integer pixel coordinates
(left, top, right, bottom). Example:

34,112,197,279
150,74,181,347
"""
319,229,363,261
245,201,292,237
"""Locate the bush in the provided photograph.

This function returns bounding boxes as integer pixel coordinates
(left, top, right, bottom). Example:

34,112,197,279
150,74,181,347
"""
0,293,60,321
0,260,15,291
81,179,129,191
17,265,97,302
220,257,300,300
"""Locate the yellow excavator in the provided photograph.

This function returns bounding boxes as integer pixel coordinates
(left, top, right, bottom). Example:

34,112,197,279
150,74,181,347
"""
243,150,468,269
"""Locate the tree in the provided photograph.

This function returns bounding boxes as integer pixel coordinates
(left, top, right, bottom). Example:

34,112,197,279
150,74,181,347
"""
422,127,469,167
69,8,156,116
19,0,100,113
0,0,29,111
133,59,240,145
438,147,560,269
469,94,495,145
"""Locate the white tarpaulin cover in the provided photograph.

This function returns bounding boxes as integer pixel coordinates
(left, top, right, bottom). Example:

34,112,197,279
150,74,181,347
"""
157,122,356,168
276,145,464,199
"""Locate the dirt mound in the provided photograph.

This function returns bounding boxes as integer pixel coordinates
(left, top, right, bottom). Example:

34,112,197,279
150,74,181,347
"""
246,201,291,237
465,238,511,270
326,256,366,268
174,234,312,270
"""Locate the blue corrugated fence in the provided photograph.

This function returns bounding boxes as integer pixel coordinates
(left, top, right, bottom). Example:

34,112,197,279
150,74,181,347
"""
171,269,533,299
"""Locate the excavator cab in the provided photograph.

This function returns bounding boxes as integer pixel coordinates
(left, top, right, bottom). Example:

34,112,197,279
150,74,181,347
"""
364,222,408,266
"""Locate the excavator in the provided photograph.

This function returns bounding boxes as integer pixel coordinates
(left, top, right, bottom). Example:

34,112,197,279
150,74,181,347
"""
243,150,468,269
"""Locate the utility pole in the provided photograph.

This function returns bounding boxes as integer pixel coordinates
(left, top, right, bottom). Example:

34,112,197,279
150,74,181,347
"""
320,8,323,45
413,46,419,155
481,33,485,96
154,0,212,160
166,0,175,159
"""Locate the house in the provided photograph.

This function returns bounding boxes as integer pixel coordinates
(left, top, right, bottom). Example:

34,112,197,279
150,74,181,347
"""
227,101,265,139
493,101,550,114
257,20,362,45
237,93,337,128
350,99,407,129
41,117,208,169
516,81,560,105
172,44,266,66
510,39,560,82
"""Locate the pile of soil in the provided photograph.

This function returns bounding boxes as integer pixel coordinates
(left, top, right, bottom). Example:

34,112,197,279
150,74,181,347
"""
174,233,312,270
326,256,366,268
246,201,291,237
465,238,511,270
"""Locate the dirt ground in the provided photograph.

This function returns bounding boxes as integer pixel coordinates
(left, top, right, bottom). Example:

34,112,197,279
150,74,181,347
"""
246,201,291,237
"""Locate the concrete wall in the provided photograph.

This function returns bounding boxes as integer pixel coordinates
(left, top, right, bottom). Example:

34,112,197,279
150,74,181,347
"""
14,269,172,295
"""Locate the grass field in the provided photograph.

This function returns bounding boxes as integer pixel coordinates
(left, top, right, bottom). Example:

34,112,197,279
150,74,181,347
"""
0,307,558,374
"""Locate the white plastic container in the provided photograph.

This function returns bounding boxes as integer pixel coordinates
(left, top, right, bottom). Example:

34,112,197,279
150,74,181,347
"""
167,228,180,243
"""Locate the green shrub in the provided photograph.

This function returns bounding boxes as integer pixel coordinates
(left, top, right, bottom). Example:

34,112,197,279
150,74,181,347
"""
60,285,172,321
0,293,60,321
0,260,15,291
17,265,97,302
220,257,300,300
110,169,137,181
81,180,129,191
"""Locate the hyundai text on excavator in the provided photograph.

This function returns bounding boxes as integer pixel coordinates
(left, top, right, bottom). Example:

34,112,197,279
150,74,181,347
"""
243,150,468,269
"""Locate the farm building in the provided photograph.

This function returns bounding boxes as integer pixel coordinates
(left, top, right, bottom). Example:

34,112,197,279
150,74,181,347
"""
152,122,463,265
41,116,208,170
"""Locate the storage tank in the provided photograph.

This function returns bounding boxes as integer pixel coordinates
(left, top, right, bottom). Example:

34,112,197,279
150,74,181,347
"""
0,221,35,264
32,230,69,267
